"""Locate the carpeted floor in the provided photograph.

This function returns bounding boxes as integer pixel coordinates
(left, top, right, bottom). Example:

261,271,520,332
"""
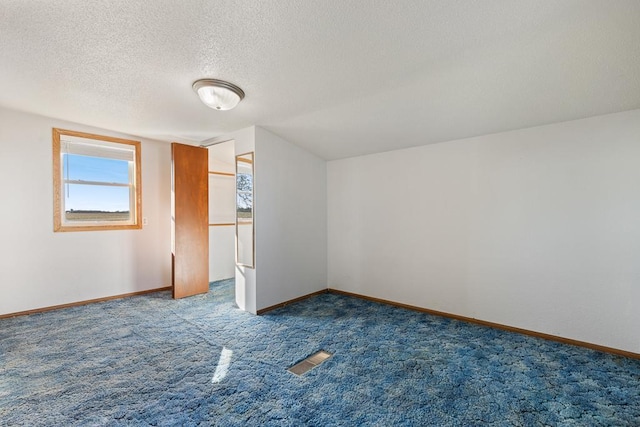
1,279,639,426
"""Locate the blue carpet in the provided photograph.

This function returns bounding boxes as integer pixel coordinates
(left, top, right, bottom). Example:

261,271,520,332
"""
1,279,639,426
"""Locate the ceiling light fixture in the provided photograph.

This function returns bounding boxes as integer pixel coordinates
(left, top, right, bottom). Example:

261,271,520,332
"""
192,79,245,111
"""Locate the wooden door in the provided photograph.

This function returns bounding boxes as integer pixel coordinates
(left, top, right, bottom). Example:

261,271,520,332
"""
171,143,209,298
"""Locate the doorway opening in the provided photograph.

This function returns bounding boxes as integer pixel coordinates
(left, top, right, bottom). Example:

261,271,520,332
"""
207,140,236,292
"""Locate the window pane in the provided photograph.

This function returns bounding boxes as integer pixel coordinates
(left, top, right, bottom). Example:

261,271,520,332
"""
237,192,252,220
64,184,131,222
236,173,252,220
64,154,129,184
236,173,252,192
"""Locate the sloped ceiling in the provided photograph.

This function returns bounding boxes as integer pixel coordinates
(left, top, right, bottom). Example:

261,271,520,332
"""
1,0,639,160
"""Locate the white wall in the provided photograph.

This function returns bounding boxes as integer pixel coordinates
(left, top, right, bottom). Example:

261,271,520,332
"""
254,127,327,310
208,142,236,283
328,109,640,353
209,127,258,313
208,126,328,313
0,107,171,316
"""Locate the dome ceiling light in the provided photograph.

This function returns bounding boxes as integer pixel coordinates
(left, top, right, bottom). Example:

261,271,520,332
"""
192,78,245,111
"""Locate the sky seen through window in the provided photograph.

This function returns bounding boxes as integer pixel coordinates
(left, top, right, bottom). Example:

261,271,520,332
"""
63,154,130,212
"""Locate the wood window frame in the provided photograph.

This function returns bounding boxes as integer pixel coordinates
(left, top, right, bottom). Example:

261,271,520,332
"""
52,128,142,232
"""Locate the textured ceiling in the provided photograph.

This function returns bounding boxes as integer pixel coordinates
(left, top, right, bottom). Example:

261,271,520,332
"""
1,0,639,160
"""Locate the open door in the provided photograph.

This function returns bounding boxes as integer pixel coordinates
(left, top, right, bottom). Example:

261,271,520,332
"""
171,143,209,298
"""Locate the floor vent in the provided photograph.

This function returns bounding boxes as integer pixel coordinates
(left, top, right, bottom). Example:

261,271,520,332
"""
288,350,332,376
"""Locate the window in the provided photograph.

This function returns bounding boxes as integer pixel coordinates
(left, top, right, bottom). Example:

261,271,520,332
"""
53,128,142,231
236,160,253,223
236,152,254,268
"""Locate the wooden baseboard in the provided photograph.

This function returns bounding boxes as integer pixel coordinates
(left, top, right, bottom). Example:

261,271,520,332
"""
328,288,640,360
257,289,329,315
0,286,172,319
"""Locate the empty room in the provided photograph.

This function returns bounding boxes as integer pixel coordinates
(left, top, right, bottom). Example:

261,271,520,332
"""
1,1,639,425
